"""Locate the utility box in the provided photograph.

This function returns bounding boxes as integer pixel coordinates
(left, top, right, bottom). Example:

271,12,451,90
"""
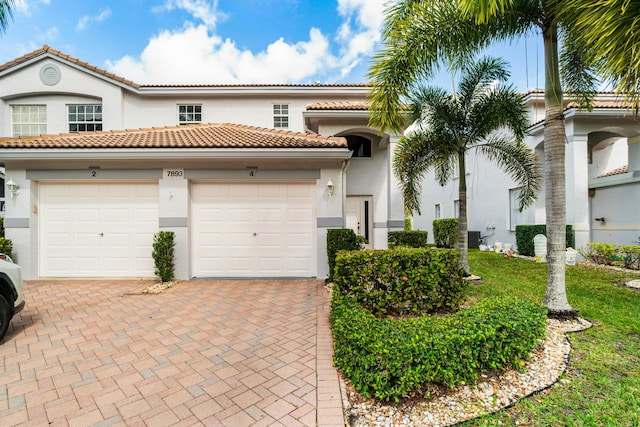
468,231,481,249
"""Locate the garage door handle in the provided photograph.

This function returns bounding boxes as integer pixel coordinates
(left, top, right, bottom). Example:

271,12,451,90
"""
253,232,257,236
99,233,104,237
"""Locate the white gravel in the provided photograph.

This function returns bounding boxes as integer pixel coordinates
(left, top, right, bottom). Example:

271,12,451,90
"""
341,317,592,427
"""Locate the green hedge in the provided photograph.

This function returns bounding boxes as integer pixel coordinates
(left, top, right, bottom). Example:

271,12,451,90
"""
330,290,547,402
433,218,458,248
0,237,12,259
326,228,361,282
388,230,428,248
333,247,465,316
515,224,574,256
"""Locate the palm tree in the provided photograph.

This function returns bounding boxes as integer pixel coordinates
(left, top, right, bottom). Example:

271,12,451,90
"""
368,0,590,317
0,0,15,34
394,56,541,275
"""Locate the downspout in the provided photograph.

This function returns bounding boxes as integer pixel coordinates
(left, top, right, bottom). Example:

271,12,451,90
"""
341,157,351,227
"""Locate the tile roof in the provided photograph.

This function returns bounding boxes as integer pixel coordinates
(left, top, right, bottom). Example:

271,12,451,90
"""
0,45,141,88
145,83,371,88
306,101,370,110
598,165,629,178
0,123,348,150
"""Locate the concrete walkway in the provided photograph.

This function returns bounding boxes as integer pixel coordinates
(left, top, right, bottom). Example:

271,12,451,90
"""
0,279,344,426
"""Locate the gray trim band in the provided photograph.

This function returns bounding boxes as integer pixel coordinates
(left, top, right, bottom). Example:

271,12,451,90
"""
186,169,320,180
159,217,188,227
317,217,344,227
26,169,163,180
386,220,405,228
3,218,29,228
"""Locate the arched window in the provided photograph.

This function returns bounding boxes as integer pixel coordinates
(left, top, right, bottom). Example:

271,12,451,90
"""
345,135,371,158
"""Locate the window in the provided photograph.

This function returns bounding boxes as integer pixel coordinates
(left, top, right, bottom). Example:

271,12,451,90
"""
68,105,102,132
273,104,289,129
178,104,202,125
435,204,441,219
509,188,527,230
453,200,460,219
346,135,372,158
11,105,47,136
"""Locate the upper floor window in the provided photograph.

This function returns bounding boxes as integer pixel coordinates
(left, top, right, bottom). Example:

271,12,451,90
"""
346,135,372,158
435,203,441,219
11,105,47,136
68,105,102,132
178,104,202,125
273,104,289,129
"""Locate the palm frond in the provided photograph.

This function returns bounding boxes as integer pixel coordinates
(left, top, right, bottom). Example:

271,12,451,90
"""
476,136,542,210
0,0,15,34
393,130,456,214
556,0,640,112
468,84,529,141
559,28,598,110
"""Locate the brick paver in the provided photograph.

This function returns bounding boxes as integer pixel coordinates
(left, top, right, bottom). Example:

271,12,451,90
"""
0,279,344,426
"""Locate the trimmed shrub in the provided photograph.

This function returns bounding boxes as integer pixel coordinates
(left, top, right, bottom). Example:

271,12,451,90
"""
333,247,466,316
152,231,175,282
579,242,640,270
515,224,574,256
326,228,362,282
433,218,458,248
330,290,547,402
0,237,13,259
388,230,428,248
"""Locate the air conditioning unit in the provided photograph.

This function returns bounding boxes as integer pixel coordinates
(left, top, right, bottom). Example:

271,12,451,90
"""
468,231,481,249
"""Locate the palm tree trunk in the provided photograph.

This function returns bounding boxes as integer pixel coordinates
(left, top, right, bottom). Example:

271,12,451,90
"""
541,20,575,317
457,152,470,275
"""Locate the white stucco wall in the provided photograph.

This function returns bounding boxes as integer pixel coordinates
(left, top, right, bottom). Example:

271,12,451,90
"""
0,59,126,136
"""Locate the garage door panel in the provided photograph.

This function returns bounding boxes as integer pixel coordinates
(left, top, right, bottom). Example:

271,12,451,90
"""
192,182,316,277
40,182,158,278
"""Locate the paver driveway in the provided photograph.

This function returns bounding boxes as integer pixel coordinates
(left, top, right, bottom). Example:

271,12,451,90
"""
0,279,343,426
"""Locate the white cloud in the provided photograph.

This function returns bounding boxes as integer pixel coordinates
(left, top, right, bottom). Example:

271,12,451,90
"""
334,0,386,78
106,0,387,84
153,0,225,30
77,8,112,31
107,24,333,84
12,0,50,16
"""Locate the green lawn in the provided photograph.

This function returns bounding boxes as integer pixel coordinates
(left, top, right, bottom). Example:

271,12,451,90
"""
462,250,640,427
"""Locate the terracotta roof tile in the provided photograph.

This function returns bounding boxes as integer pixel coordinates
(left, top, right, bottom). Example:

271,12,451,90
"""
598,165,629,178
144,83,371,88
0,44,141,88
0,123,347,150
567,100,631,109
306,101,370,110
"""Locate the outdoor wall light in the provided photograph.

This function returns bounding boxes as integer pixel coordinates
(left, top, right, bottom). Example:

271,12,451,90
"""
326,180,334,197
6,178,19,199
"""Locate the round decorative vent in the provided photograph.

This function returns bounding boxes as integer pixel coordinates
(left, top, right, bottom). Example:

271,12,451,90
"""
39,63,61,86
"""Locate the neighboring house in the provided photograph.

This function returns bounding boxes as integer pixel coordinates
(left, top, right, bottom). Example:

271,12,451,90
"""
413,89,640,252
0,45,405,280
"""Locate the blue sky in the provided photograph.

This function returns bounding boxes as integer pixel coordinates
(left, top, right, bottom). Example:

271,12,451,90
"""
0,0,544,89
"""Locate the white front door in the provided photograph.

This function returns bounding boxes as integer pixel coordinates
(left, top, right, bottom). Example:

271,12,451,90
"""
191,182,316,278
39,182,159,277
346,196,373,249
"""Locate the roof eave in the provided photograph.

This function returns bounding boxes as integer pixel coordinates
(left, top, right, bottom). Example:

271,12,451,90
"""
0,147,352,161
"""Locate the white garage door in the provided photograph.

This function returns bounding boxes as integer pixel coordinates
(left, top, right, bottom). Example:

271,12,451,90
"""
191,182,316,278
39,182,159,277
